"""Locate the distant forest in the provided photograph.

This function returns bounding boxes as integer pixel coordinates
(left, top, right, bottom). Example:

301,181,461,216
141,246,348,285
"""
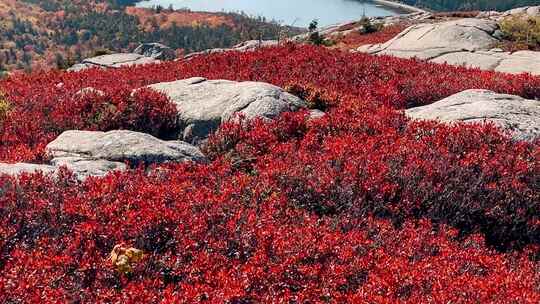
400,0,540,11
0,0,298,72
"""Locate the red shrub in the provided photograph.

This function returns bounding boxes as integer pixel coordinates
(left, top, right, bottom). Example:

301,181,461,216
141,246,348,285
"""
1,166,539,303
3,45,540,162
0,45,539,302
332,23,409,49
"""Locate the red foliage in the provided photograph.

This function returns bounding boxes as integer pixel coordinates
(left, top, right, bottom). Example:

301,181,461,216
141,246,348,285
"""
2,44,540,162
332,24,409,49
0,45,539,302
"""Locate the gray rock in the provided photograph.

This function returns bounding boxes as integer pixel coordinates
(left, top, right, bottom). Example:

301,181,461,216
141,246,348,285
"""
430,51,504,70
232,40,278,51
494,51,540,75
430,49,540,76
133,43,176,60
147,77,307,142
0,163,56,176
46,130,206,164
357,17,540,75
358,19,499,60
406,89,540,141
0,158,126,180
478,6,540,20
51,157,127,180
504,6,540,18
0,130,201,180
68,53,160,72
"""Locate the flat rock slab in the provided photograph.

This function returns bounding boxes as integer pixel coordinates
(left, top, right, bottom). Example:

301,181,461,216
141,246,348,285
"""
358,19,499,59
478,6,540,20
147,77,307,143
51,157,127,179
406,89,540,141
47,130,206,164
357,18,540,75
0,158,126,181
0,163,56,176
68,53,159,72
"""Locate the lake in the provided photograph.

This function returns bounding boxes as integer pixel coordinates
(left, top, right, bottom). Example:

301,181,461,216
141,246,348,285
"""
136,0,406,27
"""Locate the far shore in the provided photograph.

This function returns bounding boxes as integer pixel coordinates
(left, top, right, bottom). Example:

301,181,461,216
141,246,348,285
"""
372,0,429,14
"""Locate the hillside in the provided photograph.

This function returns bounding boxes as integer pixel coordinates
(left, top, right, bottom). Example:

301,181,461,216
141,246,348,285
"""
0,2,539,303
0,0,297,72
1,41,539,302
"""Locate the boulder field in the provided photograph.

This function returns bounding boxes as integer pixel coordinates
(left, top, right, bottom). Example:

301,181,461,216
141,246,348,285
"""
5,6,540,179
68,6,540,75
0,79,310,179
356,18,540,75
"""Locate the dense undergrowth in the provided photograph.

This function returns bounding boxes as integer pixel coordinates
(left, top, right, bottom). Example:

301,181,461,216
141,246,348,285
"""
0,45,539,302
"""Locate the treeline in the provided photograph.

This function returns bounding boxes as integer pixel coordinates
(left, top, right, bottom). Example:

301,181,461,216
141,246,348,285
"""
401,0,540,11
22,0,139,11
5,1,299,72
57,10,292,52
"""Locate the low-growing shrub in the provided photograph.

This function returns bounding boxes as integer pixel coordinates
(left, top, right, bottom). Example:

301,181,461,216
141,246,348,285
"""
500,15,540,51
0,45,539,302
0,159,538,303
357,16,383,34
332,23,408,49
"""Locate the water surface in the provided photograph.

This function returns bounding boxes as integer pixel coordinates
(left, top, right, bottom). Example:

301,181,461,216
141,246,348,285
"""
136,0,405,27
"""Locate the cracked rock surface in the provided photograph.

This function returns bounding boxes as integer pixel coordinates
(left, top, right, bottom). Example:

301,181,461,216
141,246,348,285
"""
147,77,307,143
356,18,540,75
406,89,540,141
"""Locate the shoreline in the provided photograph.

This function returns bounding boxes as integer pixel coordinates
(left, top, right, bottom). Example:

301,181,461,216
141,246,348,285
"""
371,0,429,14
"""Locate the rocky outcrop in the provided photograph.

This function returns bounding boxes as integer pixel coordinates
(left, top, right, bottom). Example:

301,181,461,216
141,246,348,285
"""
68,43,177,72
183,40,278,60
133,42,176,60
1,130,205,180
478,6,540,20
0,158,126,180
147,77,307,143
47,130,206,164
356,18,540,75
431,49,540,75
406,89,540,141
0,163,56,176
51,157,127,179
68,53,159,72
357,19,499,59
